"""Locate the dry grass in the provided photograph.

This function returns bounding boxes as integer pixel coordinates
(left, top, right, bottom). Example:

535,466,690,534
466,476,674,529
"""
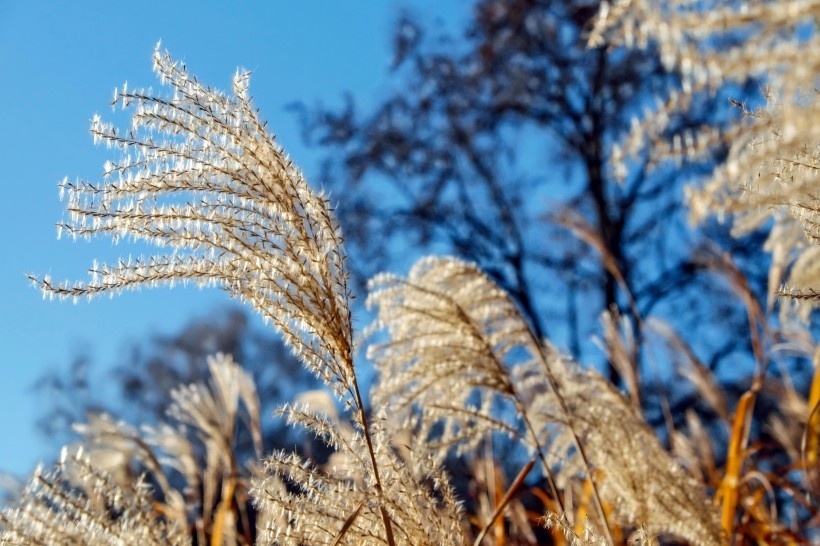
5,9,820,541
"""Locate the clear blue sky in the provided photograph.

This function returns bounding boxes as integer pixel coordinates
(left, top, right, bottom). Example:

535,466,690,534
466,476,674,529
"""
0,1,467,477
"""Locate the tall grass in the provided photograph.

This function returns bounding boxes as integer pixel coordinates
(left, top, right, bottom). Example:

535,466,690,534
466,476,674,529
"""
6,5,820,540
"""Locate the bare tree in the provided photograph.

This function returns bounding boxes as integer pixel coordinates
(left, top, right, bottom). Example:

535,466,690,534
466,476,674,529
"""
297,0,768,386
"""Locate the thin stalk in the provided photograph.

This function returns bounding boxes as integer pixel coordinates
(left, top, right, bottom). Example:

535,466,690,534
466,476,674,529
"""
349,360,397,546
330,500,366,546
472,458,536,546
527,338,615,545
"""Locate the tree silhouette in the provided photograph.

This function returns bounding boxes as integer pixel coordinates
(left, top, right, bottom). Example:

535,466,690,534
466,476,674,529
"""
296,0,768,388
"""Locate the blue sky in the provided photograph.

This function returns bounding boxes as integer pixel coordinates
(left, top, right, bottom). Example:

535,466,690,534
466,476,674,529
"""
0,1,467,477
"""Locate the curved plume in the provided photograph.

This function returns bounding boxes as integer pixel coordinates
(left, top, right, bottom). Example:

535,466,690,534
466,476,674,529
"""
30,45,354,399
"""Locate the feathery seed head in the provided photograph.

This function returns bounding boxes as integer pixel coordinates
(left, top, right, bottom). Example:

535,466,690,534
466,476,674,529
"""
32,44,356,398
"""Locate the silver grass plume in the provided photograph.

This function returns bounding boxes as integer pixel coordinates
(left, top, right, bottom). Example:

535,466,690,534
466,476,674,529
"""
0,449,189,546
367,256,542,458
0,354,260,546
252,404,464,546
31,44,354,401
367,255,721,546
589,0,820,317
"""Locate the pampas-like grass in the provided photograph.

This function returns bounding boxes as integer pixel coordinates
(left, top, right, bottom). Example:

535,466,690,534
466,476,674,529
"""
367,256,721,545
